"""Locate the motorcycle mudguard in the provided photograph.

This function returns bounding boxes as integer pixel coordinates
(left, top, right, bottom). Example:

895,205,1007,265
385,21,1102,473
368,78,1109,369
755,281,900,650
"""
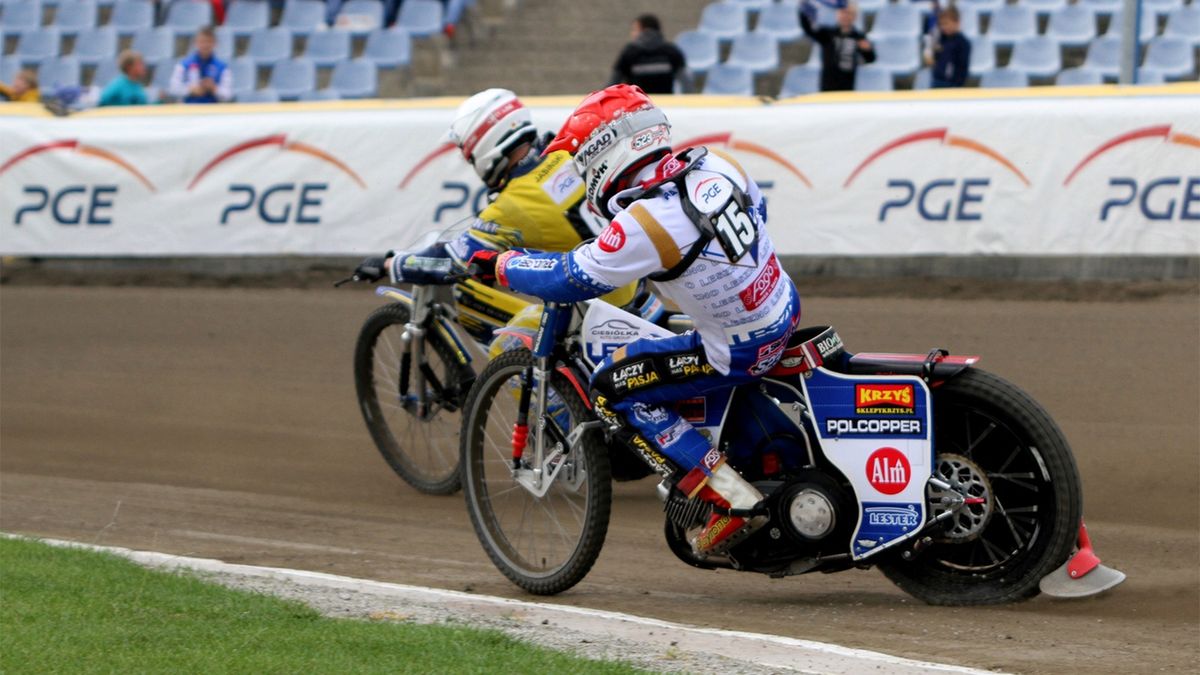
375,285,413,306
801,367,934,561
580,300,673,369
843,352,980,383
375,286,472,366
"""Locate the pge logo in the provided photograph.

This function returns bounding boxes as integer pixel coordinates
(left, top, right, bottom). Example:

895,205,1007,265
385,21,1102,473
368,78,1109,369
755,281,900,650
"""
2,139,156,226
1063,125,1200,222
189,134,366,226
843,128,1030,223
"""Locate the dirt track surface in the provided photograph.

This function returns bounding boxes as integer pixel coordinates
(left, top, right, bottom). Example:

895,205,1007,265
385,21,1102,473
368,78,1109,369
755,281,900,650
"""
2,285,1197,674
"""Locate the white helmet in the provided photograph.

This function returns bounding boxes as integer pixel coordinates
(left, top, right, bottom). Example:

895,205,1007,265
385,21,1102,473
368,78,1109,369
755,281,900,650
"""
448,88,537,189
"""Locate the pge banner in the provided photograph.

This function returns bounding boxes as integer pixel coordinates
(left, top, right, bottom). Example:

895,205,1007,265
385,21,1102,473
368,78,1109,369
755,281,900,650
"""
0,90,1197,257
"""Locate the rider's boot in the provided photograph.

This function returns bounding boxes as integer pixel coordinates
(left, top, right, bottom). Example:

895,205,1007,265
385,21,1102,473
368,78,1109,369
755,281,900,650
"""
677,457,766,555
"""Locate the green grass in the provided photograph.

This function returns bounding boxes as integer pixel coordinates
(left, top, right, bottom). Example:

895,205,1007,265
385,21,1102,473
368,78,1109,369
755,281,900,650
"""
0,537,643,674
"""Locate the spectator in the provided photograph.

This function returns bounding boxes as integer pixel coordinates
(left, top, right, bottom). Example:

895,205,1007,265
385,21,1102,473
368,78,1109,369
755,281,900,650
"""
609,13,688,94
169,25,232,103
0,69,40,103
800,0,876,92
99,50,150,106
925,4,970,88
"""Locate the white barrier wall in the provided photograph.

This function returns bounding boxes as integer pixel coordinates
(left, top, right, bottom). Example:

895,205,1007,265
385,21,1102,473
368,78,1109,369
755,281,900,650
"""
1,89,1198,257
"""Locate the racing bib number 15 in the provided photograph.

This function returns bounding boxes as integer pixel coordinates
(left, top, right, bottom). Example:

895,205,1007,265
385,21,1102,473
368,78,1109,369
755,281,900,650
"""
713,200,757,262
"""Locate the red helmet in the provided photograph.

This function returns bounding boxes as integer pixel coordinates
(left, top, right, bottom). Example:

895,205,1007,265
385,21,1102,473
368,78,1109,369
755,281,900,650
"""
544,84,672,218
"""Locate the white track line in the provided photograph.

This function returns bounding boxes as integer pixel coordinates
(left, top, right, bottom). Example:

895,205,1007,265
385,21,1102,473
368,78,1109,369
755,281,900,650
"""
13,535,1001,675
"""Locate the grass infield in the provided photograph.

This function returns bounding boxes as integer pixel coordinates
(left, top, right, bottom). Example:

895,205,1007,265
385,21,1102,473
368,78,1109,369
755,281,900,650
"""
0,537,642,674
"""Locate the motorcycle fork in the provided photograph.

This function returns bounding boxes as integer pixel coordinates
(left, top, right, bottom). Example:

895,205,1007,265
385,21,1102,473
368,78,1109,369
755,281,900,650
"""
401,286,436,418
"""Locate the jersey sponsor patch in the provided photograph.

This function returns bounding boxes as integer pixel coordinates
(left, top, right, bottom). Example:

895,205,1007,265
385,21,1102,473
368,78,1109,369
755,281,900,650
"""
855,384,915,415
739,253,781,311
597,222,626,252
541,165,583,204
866,447,911,495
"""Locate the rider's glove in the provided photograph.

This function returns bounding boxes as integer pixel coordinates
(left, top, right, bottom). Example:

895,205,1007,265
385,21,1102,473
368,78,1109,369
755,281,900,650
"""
354,256,388,283
467,250,500,284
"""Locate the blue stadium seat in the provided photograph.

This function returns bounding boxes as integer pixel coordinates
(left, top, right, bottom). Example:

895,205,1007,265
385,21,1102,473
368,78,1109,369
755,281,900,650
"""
730,0,769,13
280,0,325,37
1047,5,1097,48
913,67,931,89
986,5,1037,46
1135,69,1166,84
1008,36,1062,78
213,26,235,61
675,30,719,72
54,1,97,37
1082,0,1121,16
778,64,819,97
39,55,81,87
698,2,748,41
754,2,802,43
1140,35,1194,80
958,0,1003,16
397,0,444,38
329,58,377,97
91,58,119,86
72,26,117,66
304,30,350,67
298,88,341,101
968,35,995,76
1083,35,1120,80
224,0,270,38
1142,0,1183,17
872,34,920,76
1020,0,1067,17
237,87,280,103
1108,8,1162,41
853,65,893,91
854,0,886,12
0,58,21,85
1056,66,1104,85
15,28,61,65
957,6,982,38
725,32,778,74
870,4,922,39
701,63,753,94
812,2,864,30
1,2,42,38
165,0,212,38
109,0,154,36
334,0,384,35
980,68,1028,88
131,27,176,62
1165,5,1200,45
248,27,293,65
363,28,411,68
268,57,315,99
230,56,257,96
151,56,175,90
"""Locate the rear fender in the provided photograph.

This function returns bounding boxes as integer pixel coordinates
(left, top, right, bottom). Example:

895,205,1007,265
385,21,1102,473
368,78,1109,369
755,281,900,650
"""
842,351,980,385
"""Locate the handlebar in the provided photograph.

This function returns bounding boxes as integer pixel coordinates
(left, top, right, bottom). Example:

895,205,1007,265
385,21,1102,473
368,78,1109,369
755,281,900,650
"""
333,263,483,288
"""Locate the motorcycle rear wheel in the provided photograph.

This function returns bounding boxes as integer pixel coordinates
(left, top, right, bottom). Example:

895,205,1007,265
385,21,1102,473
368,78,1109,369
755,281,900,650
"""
878,368,1083,605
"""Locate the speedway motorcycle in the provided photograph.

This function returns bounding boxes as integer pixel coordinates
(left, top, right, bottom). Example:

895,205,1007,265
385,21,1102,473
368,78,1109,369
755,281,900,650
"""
457,297,1125,604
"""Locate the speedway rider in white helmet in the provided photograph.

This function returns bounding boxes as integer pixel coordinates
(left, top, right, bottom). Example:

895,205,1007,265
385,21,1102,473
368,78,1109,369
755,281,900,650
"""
468,85,802,555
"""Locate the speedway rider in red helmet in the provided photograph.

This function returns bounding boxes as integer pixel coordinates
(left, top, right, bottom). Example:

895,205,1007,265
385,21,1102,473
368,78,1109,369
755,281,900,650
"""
471,85,801,555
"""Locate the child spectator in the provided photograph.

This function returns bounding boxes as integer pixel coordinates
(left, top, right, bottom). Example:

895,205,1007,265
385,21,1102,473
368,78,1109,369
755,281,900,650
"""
0,69,40,103
800,0,876,92
925,5,971,88
100,50,150,106
169,26,232,103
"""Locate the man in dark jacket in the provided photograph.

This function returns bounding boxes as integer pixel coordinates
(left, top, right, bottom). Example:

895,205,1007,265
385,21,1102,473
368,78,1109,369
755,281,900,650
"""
610,14,688,94
925,5,971,88
800,1,876,91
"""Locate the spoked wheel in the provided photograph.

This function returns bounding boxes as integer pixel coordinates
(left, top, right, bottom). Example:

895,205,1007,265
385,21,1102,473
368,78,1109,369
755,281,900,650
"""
354,303,474,495
460,349,612,595
879,368,1082,605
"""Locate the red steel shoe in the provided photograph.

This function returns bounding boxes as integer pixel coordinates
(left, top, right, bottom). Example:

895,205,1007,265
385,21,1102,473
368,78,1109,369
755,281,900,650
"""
684,461,766,555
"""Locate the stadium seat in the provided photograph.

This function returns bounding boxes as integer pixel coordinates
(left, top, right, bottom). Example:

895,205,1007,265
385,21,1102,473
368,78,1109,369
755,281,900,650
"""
0,58,21,85
298,88,341,101
1082,0,1122,17
1056,66,1104,85
1047,5,1097,48
957,0,1003,16
1165,5,1200,46
280,0,326,37
54,1,97,37
812,2,864,30
957,6,982,39
870,3,922,39
213,26,235,61
230,56,257,96
968,35,996,76
151,56,175,90
248,27,293,65
872,34,920,76
396,0,444,38
701,63,753,94
304,30,350,67
329,58,377,97
131,27,176,62
1083,35,1121,80
1008,36,1062,79
108,0,154,36
1142,0,1183,17
238,87,280,103
363,28,411,68
777,64,819,97
444,0,469,30
854,0,886,12
1020,0,1067,17
38,55,81,87
1140,35,1195,80
268,57,315,99
165,0,212,38
754,2,802,43
675,30,719,72
730,0,769,12
224,0,270,38
987,6,1037,46
334,0,384,35
913,67,931,89
1107,8,1163,41
1135,68,1166,84
697,2,748,41
725,32,779,74
91,58,119,86
15,28,61,65
979,68,1028,87
72,26,117,66
1,2,42,38
853,65,893,91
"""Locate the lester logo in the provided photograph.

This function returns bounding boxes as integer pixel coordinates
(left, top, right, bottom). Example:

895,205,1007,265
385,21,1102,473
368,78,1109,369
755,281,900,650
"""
856,383,915,415
598,222,626,252
867,447,911,495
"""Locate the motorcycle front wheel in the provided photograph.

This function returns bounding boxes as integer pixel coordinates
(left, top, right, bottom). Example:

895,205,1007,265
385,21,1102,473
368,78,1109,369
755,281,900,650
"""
460,349,612,595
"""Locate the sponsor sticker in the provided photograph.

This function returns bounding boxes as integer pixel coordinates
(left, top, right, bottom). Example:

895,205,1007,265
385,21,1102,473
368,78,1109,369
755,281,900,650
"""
866,447,911,495
597,222,626,252
631,403,669,425
655,418,691,449
542,166,582,204
701,447,722,471
825,418,923,436
855,383,915,415
508,256,558,271
738,253,781,311
667,353,713,377
864,505,921,529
